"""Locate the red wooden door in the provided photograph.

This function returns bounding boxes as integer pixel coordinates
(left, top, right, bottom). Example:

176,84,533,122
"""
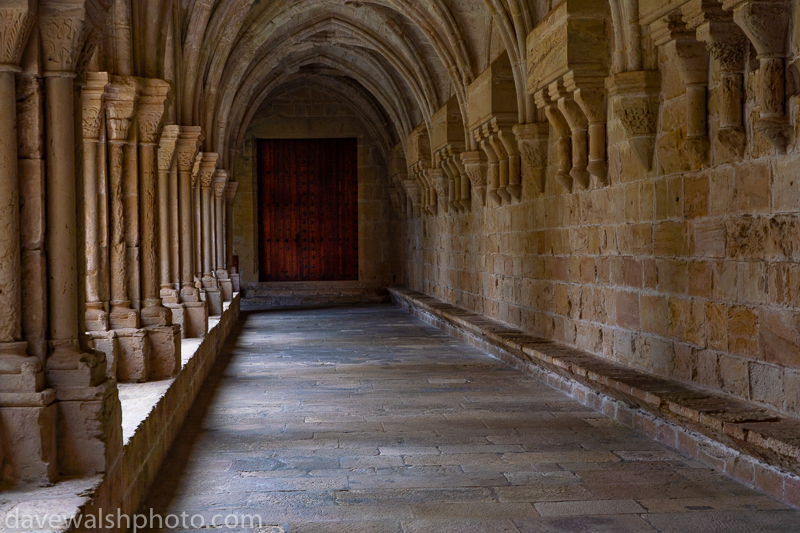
257,138,359,282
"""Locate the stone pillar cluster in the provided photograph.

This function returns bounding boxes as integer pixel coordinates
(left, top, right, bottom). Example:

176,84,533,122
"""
0,1,239,487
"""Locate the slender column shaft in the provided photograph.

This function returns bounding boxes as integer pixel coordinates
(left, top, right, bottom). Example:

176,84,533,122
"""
98,119,111,305
194,182,202,277
215,193,225,269
158,159,172,290
0,71,22,344
45,76,81,343
170,162,180,288
83,138,101,304
139,141,159,303
108,141,129,308
210,192,217,272
202,185,213,275
179,167,195,292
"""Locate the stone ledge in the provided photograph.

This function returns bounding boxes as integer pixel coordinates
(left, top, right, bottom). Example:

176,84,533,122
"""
0,295,241,532
390,287,800,509
242,282,390,309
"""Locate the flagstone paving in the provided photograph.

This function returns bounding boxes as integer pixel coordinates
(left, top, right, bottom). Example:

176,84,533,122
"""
141,305,800,532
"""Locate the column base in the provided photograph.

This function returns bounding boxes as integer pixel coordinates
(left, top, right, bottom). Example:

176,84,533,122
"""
140,299,172,327
109,303,139,329
183,302,208,339
231,273,241,293
146,325,181,380
0,392,57,484
202,273,219,290
0,342,43,391
85,304,109,332
220,278,233,302
180,285,201,303
114,329,149,383
160,286,181,305
204,288,223,317
46,340,107,390
165,303,186,337
88,330,119,380
215,269,230,280
54,379,122,478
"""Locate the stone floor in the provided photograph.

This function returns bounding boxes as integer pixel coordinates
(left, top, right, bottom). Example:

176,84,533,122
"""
141,305,800,532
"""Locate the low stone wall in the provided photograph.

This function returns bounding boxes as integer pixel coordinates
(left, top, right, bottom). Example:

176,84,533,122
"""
241,281,390,309
0,295,241,533
391,288,800,509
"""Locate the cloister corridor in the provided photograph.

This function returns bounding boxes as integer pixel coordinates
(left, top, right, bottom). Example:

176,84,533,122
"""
139,305,800,533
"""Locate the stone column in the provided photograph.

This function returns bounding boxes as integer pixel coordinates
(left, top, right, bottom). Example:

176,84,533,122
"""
136,79,170,327
175,127,207,337
40,4,121,478
225,182,240,292
104,79,137,329
82,72,109,332
193,164,203,283
213,171,232,301
0,2,57,484
198,154,222,316
158,126,180,302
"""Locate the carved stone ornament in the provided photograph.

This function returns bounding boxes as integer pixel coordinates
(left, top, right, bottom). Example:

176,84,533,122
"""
225,181,239,205
213,170,229,198
199,153,220,189
39,5,89,74
137,79,171,144
158,125,181,172
176,127,203,173
81,72,108,141
0,4,35,69
104,78,136,143
513,122,549,194
607,71,661,171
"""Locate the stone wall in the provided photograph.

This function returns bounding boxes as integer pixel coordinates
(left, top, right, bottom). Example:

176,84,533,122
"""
232,85,399,289
401,6,800,420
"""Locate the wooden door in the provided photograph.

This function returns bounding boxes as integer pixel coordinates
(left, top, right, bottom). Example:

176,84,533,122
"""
257,138,359,282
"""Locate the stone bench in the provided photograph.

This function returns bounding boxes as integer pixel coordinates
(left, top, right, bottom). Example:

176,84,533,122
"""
389,287,800,508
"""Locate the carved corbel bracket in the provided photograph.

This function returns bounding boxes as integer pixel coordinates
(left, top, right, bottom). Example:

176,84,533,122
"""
722,0,791,153
401,179,422,217
82,71,108,141
0,3,36,71
445,147,471,212
566,74,609,185
513,122,549,194
683,0,748,158
535,88,573,192
550,79,591,190
460,150,487,207
607,71,661,172
427,168,447,217
225,181,239,207
158,125,180,173
199,153,220,189
651,12,710,168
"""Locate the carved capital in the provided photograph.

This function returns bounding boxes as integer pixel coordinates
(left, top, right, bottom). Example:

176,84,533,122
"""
683,0,748,71
213,170,229,198
607,71,661,171
158,125,180,172
198,152,219,189
136,78,170,144
460,150,488,188
104,77,136,142
39,4,88,74
176,126,203,173
225,181,239,205
81,71,108,141
0,2,35,70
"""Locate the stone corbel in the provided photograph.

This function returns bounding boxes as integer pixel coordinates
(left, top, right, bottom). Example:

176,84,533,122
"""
566,76,608,185
446,148,471,212
683,0,748,158
401,179,421,217
477,131,501,207
428,169,447,216
460,151,487,207
606,71,661,171
493,120,522,201
722,0,791,153
513,122,549,194
535,88,573,192
550,80,591,190
651,12,711,168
